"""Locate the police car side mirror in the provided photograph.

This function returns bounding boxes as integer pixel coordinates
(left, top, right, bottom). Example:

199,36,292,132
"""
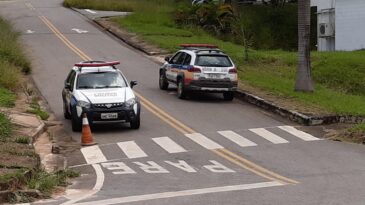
164,56,170,63
65,82,71,90
130,81,138,88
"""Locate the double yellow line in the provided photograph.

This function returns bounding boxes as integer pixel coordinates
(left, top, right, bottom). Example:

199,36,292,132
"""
38,13,298,185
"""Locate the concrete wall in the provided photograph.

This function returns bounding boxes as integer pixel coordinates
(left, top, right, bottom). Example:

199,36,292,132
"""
336,0,365,51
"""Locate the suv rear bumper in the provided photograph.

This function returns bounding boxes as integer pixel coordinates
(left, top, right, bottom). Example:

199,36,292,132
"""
186,79,237,92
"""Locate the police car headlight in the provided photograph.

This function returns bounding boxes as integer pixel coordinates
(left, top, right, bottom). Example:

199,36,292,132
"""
125,98,137,108
77,100,91,109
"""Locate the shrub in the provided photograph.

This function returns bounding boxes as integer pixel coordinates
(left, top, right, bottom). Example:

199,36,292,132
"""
0,113,12,141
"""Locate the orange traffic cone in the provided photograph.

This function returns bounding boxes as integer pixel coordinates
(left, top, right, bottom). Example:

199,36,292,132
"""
81,113,96,146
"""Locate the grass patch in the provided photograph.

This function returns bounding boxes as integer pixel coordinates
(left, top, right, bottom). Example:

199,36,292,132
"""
349,123,365,133
64,0,365,115
14,137,31,144
0,87,16,107
28,169,80,196
27,98,49,120
0,113,12,142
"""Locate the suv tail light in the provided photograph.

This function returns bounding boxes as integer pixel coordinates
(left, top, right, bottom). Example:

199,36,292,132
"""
188,67,201,73
229,68,237,74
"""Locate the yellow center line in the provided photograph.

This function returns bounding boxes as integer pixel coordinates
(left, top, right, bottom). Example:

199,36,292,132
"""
39,15,299,185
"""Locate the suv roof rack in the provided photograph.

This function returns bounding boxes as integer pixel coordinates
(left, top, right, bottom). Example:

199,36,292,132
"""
74,61,120,72
180,44,218,49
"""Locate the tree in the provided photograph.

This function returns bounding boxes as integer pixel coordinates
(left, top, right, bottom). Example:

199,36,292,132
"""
295,0,313,92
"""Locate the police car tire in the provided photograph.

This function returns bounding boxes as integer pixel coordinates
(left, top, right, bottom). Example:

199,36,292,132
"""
223,92,234,101
71,112,82,132
130,115,140,129
159,72,168,90
63,103,71,119
177,79,186,99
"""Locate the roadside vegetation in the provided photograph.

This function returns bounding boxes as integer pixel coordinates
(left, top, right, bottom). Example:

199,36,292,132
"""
63,0,365,116
0,16,76,203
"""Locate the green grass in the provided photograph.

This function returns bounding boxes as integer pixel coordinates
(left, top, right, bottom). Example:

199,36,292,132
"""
63,0,365,116
349,123,365,133
27,169,80,196
0,113,12,142
0,87,16,107
27,98,49,120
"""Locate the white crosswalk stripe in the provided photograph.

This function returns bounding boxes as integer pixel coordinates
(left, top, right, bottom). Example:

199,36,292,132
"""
117,141,148,159
152,137,187,153
218,130,257,147
278,126,320,141
249,128,289,144
185,133,224,150
81,145,107,164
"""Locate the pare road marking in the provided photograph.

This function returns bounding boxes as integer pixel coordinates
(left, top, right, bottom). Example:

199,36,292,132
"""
26,29,34,34
72,28,89,34
101,160,236,175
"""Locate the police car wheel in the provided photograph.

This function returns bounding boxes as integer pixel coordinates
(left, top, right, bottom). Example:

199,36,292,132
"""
63,103,71,119
177,79,186,99
223,91,234,101
130,115,140,129
159,72,168,90
71,112,82,132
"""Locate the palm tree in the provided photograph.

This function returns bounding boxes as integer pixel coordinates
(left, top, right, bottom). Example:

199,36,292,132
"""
295,0,313,92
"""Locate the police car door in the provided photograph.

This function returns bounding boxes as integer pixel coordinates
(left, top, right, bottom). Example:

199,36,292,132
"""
167,52,185,83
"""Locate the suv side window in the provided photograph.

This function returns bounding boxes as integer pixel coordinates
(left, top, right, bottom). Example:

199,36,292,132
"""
176,52,186,65
182,54,191,65
170,52,183,64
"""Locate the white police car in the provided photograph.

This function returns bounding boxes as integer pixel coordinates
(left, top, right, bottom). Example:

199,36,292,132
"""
62,61,140,132
159,44,238,100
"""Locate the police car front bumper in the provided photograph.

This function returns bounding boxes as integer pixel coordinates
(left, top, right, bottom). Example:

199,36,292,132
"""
79,104,138,124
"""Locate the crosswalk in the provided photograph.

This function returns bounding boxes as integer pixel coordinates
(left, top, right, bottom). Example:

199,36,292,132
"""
81,126,321,165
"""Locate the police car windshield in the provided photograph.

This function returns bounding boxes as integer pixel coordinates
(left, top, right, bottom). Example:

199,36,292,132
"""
76,72,127,89
195,55,232,67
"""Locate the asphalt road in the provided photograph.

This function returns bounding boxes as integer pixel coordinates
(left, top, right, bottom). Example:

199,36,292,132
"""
1,0,365,204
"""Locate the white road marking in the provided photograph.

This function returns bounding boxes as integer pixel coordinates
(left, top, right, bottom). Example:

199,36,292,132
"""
218,130,257,147
278,126,320,141
203,160,235,173
101,162,136,175
26,29,34,34
117,141,148,159
249,128,289,144
85,9,97,14
81,145,107,164
165,160,197,173
152,137,187,153
73,181,284,205
61,164,104,205
185,133,223,150
71,28,89,34
133,161,169,173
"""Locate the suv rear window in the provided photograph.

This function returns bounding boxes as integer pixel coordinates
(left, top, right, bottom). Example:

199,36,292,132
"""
77,72,127,89
195,55,232,67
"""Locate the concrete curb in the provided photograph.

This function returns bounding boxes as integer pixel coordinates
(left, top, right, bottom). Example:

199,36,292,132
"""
73,8,365,126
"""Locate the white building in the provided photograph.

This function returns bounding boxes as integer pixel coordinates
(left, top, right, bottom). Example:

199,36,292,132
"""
311,0,365,51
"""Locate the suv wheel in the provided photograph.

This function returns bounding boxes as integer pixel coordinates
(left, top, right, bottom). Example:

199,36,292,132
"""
223,91,234,101
71,111,82,132
177,79,186,99
63,103,71,119
130,113,140,130
159,71,169,90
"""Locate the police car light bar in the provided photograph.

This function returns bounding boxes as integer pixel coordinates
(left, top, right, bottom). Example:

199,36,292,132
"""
180,44,218,49
74,61,120,68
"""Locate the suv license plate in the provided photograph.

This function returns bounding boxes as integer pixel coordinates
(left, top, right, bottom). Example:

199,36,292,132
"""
208,74,221,79
101,113,118,119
